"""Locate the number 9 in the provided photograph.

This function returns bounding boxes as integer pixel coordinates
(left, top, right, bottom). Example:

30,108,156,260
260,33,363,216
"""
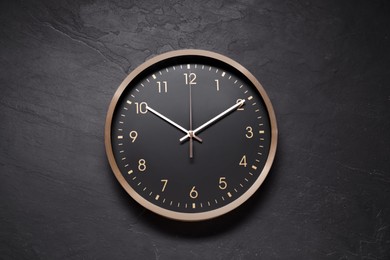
129,130,138,143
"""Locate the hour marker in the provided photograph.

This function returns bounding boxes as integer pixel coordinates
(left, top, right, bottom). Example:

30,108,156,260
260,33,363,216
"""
119,150,124,153
152,74,156,79
249,172,253,176
221,72,226,77
192,203,196,209
124,164,128,167
208,201,211,206
146,78,150,82
138,182,141,186
244,178,249,182
239,84,243,88
221,196,225,201
121,157,126,161
131,94,135,98
128,170,133,174
252,165,257,170
127,100,132,105
259,130,265,134
141,83,144,87
228,76,231,79
118,135,123,139
155,195,160,200
215,69,219,73
135,88,139,92
187,64,190,69
149,192,153,196
123,107,128,110
227,192,232,198
248,96,253,100
234,80,238,84
159,71,162,75
121,114,125,117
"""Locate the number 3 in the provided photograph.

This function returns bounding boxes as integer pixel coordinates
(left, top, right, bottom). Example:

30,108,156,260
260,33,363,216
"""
246,126,253,138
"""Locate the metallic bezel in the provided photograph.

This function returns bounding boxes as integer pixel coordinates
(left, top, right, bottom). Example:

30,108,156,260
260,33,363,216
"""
104,49,278,221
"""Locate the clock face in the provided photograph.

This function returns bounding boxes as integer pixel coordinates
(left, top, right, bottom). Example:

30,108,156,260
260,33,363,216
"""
105,50,277,221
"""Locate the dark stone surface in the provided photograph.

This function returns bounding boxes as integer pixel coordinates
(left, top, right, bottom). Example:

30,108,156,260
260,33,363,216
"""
1,0,389,259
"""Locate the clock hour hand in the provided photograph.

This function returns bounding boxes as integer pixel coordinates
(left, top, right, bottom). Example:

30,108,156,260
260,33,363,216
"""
146,105,202,143
180,99,245,142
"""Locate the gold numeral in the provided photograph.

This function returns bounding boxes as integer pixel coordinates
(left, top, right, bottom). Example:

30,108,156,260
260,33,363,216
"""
189,186,198,199
219,177,227,190
138,159,146,172
239,155,247,167
215,79,220,91
184,73,196,85
129,130,138,143
157,81,168,93
237,99,244,110
134,102,147,114
245,126,253,138
161,179,168,192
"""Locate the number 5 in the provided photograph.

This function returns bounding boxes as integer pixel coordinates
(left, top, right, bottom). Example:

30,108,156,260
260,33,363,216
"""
219,177,227,190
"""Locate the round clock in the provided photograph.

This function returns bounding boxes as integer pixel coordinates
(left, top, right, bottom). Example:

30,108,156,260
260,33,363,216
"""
105,49,277,221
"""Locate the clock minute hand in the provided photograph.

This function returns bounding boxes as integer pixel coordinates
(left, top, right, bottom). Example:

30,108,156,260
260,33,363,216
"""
146,105,202,143
180,99,245,142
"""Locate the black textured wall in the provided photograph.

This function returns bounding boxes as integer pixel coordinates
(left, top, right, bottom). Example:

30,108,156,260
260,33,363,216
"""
1,1,389,259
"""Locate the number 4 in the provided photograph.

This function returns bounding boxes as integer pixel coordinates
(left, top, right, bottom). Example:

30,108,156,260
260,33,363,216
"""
239,155,247,167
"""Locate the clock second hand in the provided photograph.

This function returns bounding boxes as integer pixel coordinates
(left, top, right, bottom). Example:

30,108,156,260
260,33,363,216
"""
180,99,245,143
189,83,194,158
146,105,202,143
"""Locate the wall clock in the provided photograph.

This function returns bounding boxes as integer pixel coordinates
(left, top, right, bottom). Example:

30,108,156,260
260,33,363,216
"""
105,49,277,221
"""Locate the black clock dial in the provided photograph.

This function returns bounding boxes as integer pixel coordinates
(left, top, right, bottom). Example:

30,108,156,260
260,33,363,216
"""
105,50,277,221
